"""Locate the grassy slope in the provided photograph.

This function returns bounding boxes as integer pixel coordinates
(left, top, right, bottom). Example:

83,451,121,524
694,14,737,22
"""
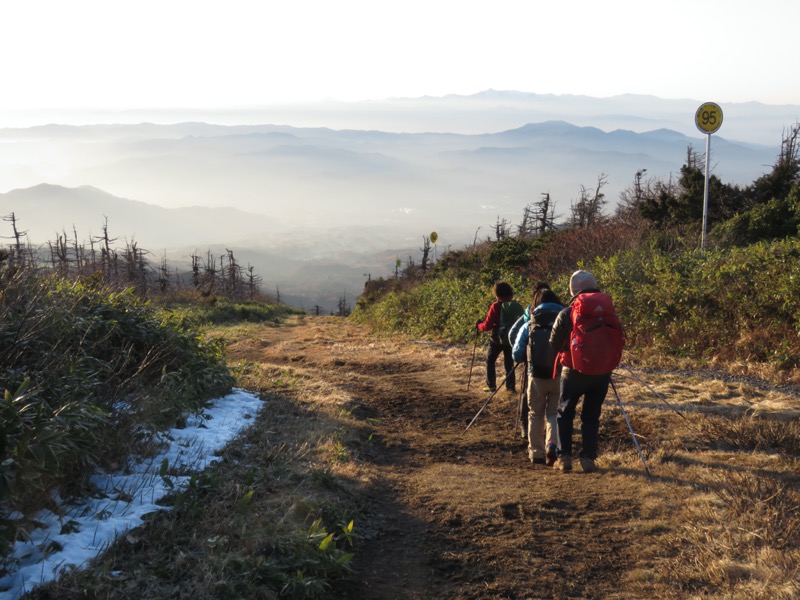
354,235,800,383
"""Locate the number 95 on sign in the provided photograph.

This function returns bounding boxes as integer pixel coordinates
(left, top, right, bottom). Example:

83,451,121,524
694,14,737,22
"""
695,102,723,134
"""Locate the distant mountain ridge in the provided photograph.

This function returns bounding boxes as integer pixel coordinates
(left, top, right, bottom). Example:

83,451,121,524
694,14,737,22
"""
0,184,279,249
2,90,795,310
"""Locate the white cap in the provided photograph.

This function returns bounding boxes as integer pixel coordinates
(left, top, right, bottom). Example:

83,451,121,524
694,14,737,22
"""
569,270,597,296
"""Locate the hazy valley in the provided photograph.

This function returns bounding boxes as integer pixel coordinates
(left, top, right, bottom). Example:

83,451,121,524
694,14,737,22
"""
1,92,795,310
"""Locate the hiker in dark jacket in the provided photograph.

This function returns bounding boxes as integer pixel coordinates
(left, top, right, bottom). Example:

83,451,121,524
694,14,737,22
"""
508,281,552,440
512,285,564,465
549,270,623,474
476,281,517,393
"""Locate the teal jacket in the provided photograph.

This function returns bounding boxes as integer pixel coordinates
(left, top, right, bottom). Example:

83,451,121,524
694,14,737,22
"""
511,302,564,376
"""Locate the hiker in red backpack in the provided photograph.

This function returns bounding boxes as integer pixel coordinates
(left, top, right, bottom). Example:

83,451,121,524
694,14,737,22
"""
476,281,523,394
549,270,625,473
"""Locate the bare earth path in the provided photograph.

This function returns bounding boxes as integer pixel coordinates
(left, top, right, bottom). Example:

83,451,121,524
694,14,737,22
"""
234,317,664,600
22,315,800,599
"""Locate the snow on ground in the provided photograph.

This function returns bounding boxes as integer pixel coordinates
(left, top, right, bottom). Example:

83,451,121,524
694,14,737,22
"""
0,388,262,600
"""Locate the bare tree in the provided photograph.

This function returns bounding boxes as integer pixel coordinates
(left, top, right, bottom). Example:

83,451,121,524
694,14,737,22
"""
246,264,262,298
204,250,217,293
402,255,416,279
420,235,432,274
517,204,535,238
535,192,558,235
91,217,120,282
2,213,28,269
616,169,651,228
570,174,608,228
337,293,350,317
88,236,98,271
494,216,511,240
226,249,237,295
159,253,170,293
190,251,201,288
72,225,86,274
48,231,70,276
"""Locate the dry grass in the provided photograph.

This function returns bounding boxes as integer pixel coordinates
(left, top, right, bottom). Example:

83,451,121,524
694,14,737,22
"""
22,318,800,599
605,371,800,599
26,321,375,599
660,467,800,599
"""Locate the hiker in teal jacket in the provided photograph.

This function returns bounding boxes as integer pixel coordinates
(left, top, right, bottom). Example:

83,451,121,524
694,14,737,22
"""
508,281,550,439
512,286,564,465
476,281,518,393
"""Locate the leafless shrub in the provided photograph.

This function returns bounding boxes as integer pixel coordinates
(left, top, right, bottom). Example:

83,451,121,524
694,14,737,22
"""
529,222,643,282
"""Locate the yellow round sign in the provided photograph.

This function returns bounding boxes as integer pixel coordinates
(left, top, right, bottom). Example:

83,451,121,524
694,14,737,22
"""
695,102,723,134
430,231,438,244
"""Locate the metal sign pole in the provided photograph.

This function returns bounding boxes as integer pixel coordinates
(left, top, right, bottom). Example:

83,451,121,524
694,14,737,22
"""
702,132,711,250
694,102,723,251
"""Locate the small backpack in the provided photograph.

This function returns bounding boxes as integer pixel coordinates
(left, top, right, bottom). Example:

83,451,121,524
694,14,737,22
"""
528,302,562,375
567,292,624,375
498,300,525,348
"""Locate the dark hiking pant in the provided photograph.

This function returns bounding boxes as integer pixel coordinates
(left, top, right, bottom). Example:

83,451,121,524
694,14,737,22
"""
556,370,610,460
486,341,515,391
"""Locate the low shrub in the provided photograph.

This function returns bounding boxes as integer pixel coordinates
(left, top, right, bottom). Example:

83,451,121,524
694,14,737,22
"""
355,231,800,374
0,269,235,522
353,272,528,343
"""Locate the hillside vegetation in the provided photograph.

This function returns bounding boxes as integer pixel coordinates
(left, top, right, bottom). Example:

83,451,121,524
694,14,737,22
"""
354,126,800,382
0,250,300,559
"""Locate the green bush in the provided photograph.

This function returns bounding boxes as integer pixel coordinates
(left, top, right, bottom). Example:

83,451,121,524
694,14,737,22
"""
712,183,800,246
352,272,529,343
355,233,800,371
594,239,800,366
158,296,302,326
0,270,235,516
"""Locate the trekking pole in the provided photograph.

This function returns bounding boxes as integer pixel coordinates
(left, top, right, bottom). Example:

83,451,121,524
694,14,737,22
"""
610,378,651,479
621,364,688,421
463,363,521,434
515,366,527,437
466,328,480,391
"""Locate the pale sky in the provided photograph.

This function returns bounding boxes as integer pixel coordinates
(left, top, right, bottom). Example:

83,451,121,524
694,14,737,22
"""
1,0,799,116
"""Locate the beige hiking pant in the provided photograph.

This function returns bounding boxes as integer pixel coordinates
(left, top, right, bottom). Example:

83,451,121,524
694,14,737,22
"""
526,375,560,459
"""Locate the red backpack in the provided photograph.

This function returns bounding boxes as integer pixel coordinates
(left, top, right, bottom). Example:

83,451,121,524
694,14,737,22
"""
561,292,624,375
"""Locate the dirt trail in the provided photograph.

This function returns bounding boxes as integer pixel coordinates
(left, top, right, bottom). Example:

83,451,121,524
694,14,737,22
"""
241,317,659,600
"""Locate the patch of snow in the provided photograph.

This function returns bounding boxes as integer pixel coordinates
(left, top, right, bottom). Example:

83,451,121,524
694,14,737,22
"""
0,388,262,600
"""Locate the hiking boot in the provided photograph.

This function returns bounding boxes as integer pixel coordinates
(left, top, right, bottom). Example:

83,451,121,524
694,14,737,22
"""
546,445,558,467
554,456,572,472
580,458,598,473
482,386,496,393
532,457,546,465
